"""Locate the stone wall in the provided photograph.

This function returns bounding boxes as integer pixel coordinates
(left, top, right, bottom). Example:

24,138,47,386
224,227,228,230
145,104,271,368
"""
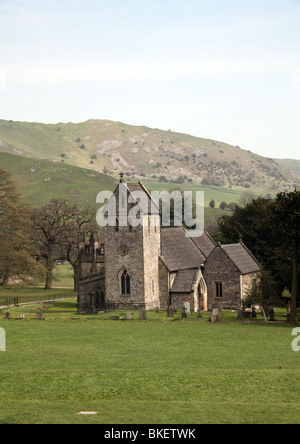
241,273,258,302
142,215,161,310
158,257,170,308
78,274,105,313
204,246,241,309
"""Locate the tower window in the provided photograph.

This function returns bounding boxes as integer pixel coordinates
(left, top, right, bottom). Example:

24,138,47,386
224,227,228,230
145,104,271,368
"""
121,270,131,295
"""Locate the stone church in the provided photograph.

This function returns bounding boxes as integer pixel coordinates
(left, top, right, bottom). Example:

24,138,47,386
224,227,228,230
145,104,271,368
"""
77,179,261,313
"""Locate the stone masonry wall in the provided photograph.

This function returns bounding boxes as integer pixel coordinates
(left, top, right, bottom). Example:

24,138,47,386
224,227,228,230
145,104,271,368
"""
204,246,241,309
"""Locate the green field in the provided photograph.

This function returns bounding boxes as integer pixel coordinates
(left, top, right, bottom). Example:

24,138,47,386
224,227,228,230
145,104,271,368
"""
0,152,115,207
1,299,300,424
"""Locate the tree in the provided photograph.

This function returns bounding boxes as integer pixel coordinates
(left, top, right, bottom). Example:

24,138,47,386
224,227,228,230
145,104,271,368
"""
57,206,97,292
0,168,44,285
217,192,300,323
244,269,283,322
219,201,227,210
270,190,300,323
33,199,97,290
209,199,215,209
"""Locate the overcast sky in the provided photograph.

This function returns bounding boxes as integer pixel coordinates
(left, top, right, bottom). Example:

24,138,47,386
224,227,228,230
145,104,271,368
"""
0,0,299,159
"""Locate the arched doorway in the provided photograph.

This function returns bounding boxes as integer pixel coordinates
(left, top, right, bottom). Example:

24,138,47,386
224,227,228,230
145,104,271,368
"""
91,285,105,312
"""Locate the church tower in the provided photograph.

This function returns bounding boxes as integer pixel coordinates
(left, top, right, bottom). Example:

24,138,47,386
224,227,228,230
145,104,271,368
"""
103,176,161,310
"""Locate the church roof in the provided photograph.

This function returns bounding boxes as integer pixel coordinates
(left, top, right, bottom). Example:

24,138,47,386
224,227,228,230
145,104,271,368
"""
171,268,198,293
221,243,261,275
161,227,206,272
189,230,216,258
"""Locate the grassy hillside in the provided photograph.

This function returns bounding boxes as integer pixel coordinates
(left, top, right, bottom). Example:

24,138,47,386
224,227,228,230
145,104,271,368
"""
0,152,115,207
0,119,299,193
274,158,300,178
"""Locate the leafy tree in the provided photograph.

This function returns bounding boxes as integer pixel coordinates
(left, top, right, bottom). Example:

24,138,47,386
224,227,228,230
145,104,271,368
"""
244,269,283,322
269,190,300,323
218,192,300,323
219,201,227,210
0,168,44,285
209,199,215,209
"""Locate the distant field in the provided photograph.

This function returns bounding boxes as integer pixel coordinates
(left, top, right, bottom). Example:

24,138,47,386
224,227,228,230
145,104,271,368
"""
0,152,115,207
0,300,299,424
52,263,75,289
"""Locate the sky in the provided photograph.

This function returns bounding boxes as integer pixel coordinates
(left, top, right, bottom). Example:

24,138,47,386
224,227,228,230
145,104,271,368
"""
0,0,300,160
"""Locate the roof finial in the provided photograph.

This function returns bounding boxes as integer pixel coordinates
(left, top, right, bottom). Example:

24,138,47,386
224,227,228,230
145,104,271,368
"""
119,172,125,183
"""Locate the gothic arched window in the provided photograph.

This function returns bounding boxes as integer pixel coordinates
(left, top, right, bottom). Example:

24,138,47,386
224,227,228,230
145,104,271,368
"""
121,270,131,295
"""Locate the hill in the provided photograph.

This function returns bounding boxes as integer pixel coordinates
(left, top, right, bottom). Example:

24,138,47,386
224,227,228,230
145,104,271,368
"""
274,158,300,178
0,152,115,207
0,119,299,193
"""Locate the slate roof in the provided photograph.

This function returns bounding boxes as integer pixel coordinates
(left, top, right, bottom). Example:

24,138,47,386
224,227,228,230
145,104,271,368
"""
171,269,198,293
190,231,216,258
161,227,206,272
221,243,261,275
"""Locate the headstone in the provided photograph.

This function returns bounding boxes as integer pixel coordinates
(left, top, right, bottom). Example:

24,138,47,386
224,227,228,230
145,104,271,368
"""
20,314,25,319
198,309,202,318
5,312,10,320
182,308,187,318
211,308,219,323
126,312,132,320
237,309,243,321
167,306,174,318
139,308,147,320
183,301,191,315
252,307,257,318
37,312,43,320
269,307,275,322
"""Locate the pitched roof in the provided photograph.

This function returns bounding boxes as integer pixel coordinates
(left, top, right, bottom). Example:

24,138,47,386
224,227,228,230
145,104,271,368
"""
221,243,261,275
161,227,206,272
190,230,216,258
171,269,198,293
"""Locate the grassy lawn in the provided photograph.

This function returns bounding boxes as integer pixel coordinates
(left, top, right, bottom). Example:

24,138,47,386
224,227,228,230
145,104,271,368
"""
1,300,300,424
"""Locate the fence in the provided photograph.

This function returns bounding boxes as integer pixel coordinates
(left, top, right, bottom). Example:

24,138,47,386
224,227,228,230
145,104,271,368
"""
0,292,76,309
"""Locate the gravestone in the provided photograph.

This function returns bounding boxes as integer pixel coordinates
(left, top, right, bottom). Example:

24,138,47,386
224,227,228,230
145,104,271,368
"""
183,302,191,315
198,309,202,318
211,308,219,323
139,308,147,320
126,312,132,320
20,314,25,319
237,309,243,321
167,306,174,318
252,307,257,318
37,312,43,320
182,308,187,318
5,312,10,320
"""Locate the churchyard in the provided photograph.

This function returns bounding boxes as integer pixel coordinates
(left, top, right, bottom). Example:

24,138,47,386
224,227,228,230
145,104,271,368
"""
0,297,300,424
